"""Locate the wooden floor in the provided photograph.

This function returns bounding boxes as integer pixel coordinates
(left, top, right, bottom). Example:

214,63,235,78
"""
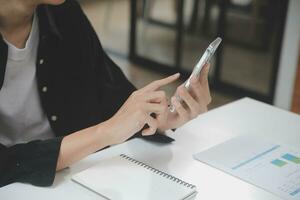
292,53,300,114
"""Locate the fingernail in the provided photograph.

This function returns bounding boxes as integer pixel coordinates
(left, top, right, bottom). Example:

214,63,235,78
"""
142,131,147,136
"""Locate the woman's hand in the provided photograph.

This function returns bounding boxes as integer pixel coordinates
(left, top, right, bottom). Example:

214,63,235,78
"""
104,73,180,145
56,68,208,171
158,64,212,131
57,74,179,171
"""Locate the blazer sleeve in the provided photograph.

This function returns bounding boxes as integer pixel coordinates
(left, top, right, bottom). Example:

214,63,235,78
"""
0,137,63,187
72,0,174,139
69,0,136,119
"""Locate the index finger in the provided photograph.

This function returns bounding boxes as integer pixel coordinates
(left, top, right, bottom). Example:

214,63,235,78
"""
143,73,180,92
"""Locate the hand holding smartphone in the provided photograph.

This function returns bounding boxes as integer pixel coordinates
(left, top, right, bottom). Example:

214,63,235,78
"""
169,37,222,112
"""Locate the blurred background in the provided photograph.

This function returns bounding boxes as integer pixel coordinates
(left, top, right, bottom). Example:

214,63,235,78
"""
79,0,300,112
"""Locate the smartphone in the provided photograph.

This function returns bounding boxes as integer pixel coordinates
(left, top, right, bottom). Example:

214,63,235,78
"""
170,37,222,112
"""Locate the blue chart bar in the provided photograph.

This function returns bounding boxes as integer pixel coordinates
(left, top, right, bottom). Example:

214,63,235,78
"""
282,153,300,164
232,145,281,170
290,188,300,196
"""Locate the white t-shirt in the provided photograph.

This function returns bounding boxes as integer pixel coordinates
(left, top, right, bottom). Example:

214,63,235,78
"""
0,14,55,147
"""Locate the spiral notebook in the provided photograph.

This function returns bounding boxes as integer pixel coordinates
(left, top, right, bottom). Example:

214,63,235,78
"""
72,154,197,200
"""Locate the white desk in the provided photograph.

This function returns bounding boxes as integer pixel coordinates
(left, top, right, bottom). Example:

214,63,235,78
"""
1,98,299,200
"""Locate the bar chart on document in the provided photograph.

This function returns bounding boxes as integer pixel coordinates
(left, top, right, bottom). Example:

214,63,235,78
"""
194,135,300,200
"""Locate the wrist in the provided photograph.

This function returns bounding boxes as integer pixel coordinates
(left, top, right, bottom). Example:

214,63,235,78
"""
95,120,116,146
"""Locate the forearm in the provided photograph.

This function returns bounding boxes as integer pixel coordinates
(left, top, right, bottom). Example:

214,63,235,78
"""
56,121,113,171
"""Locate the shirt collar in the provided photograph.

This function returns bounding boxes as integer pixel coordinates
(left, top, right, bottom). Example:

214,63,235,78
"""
0,37,7,90
0,5,62,43
0,5,62,90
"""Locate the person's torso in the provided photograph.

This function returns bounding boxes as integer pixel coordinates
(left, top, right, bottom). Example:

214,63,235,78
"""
0,1,135,145
0,14,54,146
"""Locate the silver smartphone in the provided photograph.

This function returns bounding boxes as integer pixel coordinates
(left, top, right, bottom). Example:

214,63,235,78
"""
170,37,222,112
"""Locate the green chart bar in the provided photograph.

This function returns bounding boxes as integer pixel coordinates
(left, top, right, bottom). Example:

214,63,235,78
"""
271,159,287,167
282,153,300,164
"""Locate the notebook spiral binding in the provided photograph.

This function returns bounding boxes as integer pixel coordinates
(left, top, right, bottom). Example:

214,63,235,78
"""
120,154,196,189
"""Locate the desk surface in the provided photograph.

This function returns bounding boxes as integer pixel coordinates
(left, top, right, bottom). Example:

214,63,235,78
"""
1,97,299,200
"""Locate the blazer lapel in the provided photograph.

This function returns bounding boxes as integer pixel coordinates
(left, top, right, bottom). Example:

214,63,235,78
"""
0,36,8,90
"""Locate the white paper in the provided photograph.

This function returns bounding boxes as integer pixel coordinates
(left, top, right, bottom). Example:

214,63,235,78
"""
194,135,300,200
72,155,197,200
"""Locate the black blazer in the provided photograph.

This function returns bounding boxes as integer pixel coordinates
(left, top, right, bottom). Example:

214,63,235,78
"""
0,0,166,187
